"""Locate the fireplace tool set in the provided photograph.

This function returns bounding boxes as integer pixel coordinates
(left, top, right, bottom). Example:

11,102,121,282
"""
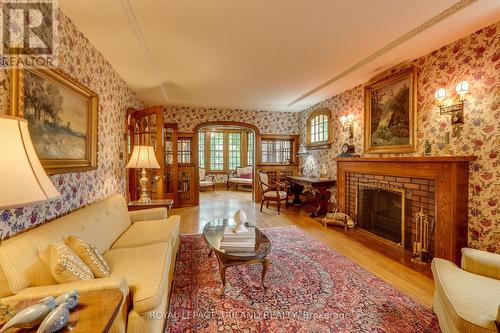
412,206,433,263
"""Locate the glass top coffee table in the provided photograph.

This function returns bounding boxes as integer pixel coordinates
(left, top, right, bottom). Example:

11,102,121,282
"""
202,218,271,293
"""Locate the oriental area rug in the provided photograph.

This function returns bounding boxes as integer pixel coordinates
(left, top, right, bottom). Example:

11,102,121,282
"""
166,226,440,332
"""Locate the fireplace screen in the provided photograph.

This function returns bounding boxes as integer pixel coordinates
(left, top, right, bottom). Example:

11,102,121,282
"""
357,185,405,247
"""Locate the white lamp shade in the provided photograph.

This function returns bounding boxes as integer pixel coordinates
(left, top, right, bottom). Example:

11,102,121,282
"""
434,87,446,100
297,144,308,156
455,80,469,95
126,145,160,169
0,116,61,209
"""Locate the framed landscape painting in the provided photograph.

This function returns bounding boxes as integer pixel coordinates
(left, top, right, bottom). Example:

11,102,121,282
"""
364,68,417,153
10,67,98,174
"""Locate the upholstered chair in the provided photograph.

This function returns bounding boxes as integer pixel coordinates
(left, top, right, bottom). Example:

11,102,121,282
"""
199,168,215,191
258,171,288,214
431,248,500,333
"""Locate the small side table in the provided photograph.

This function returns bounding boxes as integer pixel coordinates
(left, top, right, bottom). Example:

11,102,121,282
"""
4,289,123,333
127,199,174,211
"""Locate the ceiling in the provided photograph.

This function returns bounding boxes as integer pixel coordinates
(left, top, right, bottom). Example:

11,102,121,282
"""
60,0,500,112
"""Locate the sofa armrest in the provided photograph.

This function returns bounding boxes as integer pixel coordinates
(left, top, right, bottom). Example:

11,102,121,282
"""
0,276,129,304
497,306,500,332
461,248,500,280
129,207,168,223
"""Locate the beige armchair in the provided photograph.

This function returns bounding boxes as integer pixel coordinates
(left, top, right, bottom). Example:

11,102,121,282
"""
431,248,500,333
199,167,215,191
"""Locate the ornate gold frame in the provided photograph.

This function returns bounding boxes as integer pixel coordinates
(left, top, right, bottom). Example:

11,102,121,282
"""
10,67,98,174
306,108,333,150
364,67,417,154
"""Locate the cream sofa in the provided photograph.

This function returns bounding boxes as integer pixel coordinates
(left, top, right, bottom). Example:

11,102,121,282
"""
227,165,253,190
431,248,500,333
0,194,180,333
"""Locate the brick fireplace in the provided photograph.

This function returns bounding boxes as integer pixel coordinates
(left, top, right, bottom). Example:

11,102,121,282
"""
335,157,476,264
350,174,436,255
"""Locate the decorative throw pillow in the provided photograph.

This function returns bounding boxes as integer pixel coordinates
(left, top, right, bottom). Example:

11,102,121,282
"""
240,172,253,179
49,243,94,284
65,236,111,278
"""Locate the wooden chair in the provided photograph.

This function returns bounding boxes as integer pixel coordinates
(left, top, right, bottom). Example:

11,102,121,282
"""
258,171,288,214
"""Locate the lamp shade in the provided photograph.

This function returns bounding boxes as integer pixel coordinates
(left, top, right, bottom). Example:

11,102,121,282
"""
297,144,308,156
434,87,446,100
455,80,469,96
126,145,160,169
0,115,61,209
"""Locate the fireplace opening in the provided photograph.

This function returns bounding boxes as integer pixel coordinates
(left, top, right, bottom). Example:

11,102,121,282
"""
357,186,405,246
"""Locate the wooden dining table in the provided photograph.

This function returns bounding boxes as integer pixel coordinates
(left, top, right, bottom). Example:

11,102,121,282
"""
286,176,336,217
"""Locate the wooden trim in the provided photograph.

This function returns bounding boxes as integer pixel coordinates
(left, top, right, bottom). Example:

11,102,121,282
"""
260,134,300,164
193,121,261,204
334,156,477,162
306,108,332,150
336,158,474,264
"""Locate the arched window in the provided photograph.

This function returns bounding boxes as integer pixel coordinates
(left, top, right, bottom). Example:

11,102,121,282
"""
306,108,332,149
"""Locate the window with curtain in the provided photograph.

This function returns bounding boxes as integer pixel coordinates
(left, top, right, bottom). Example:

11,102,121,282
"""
247,132,254,166
198,132,205,168
261,139,291,164
228,132,241,170
178,139,191,164
209,132,224,170
307,108,332,149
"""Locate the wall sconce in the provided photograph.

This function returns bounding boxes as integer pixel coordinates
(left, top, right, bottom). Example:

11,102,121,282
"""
340,114,354,142
435,80,469,126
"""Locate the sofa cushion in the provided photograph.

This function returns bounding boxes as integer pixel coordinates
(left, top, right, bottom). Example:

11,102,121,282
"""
432,258,500,333
200,180,214,187
0,194,131,293
49,243,94,284
228,178,253,184
236,166,253,178
66,236,110,278
111,216,180,250
461,248,500,280
104,243,172,315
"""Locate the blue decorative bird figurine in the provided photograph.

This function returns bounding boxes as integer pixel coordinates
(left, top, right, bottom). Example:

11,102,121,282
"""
0,296,56,332
55,290,79,310
36,303,69,333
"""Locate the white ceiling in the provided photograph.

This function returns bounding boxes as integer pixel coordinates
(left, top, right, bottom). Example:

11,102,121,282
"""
60,0,500,112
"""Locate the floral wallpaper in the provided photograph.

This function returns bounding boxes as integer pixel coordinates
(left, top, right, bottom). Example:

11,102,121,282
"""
299,22,500,253
0,12,144,240
164,106,300,135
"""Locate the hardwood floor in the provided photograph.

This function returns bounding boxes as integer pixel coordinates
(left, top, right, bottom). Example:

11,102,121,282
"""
170,189,435,307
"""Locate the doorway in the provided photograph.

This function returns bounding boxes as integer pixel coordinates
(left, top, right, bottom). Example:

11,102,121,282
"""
194,121,259,206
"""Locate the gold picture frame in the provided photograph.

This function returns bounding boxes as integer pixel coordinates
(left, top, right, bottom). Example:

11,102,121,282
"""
10,67,98,174
364,68,417,154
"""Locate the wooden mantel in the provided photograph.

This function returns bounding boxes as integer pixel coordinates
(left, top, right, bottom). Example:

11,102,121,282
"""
334,156,477,163
335,156,477,264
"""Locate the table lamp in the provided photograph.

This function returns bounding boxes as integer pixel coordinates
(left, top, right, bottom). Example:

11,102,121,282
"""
297,144,308,176
126,145,160,204
0,115,61,209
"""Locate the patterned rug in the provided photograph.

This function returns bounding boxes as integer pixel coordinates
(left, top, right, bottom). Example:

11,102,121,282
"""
167,227,440,332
